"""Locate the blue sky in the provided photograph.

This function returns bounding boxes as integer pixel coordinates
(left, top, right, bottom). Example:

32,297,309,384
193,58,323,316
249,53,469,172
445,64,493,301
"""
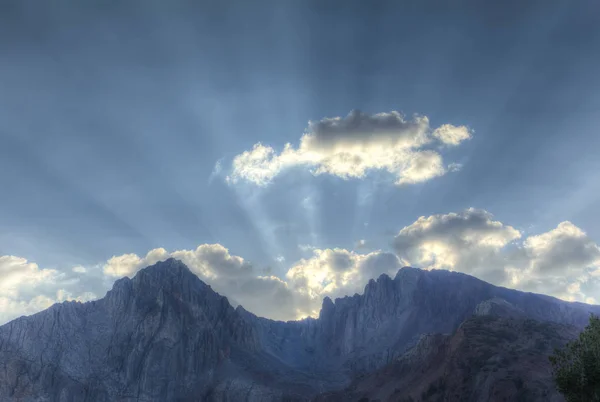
1,0,599,323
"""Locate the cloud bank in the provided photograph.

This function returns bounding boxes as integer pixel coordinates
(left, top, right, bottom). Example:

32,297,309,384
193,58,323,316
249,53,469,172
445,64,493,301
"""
2,209,599,324
394,209,600,304
0,256,101,324
226,110,472,186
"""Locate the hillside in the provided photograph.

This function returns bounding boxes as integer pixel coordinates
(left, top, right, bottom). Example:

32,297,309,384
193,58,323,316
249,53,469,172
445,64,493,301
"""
316,314,579,402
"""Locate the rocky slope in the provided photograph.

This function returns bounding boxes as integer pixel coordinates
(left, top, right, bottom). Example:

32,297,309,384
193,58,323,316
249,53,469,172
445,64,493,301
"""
0,259,597,401
316,313,580,402
294,268,598,376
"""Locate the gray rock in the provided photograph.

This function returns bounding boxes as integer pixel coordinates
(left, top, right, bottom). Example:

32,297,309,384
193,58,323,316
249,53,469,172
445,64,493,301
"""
474,297,527,319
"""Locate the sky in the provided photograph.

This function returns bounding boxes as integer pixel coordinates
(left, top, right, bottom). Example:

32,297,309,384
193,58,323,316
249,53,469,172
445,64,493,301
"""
1,0,600,324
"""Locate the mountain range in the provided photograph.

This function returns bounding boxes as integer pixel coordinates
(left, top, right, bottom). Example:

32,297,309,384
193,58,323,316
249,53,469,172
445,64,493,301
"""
0,258,596,402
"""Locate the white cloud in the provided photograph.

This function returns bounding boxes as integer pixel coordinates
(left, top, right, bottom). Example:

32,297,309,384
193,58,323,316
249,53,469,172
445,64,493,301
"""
0,295,55,323
298,244,316,252
355,239,367,249
505,221,600,301
393,209,600,303
447,163,463,172
522,222,599,275
432,124,473,146
226,110,472,186
286,248,401,316
0,256,103,324
393,208,521,271
103,248,170,278
56,289,96,303
0,256,58,298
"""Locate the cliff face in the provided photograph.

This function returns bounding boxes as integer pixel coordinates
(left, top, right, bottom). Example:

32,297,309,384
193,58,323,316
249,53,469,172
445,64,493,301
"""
301,268,597,376
0,259,597,402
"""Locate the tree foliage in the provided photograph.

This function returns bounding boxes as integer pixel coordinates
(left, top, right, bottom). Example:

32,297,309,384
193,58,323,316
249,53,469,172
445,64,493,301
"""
549,314,600,402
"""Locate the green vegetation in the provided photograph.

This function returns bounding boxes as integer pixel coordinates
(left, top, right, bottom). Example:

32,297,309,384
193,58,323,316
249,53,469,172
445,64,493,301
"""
549,314,600,402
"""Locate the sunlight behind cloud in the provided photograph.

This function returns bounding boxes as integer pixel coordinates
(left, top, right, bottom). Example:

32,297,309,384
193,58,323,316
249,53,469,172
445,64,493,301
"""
226,110,472,186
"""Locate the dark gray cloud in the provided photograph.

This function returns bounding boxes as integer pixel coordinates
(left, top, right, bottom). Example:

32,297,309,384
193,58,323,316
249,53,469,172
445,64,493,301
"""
304,110,430,149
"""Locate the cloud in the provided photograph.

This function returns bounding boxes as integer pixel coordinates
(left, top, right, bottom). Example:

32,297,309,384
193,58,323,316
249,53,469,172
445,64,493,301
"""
208,158,224,184
504,221,600,301
0,256,58,298
393,209,600,303
0,256,103,324
285,248,401,316
355,239,368,249
299,244,316,252
102,244,255,281
432,124,473,146
0,256,58,323
393,208,521,274
521,222,600,275
226,110,472,186
447,163,463,172
103,248,170,278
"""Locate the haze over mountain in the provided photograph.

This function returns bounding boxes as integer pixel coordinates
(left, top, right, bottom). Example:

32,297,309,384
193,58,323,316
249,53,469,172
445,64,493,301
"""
0,259,597,401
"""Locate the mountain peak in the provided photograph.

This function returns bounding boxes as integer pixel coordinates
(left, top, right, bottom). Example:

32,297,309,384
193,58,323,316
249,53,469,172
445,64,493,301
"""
139,257,192,276
393,266,422,280
128,258,215,304
320,296,335,318
134,258,201,283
